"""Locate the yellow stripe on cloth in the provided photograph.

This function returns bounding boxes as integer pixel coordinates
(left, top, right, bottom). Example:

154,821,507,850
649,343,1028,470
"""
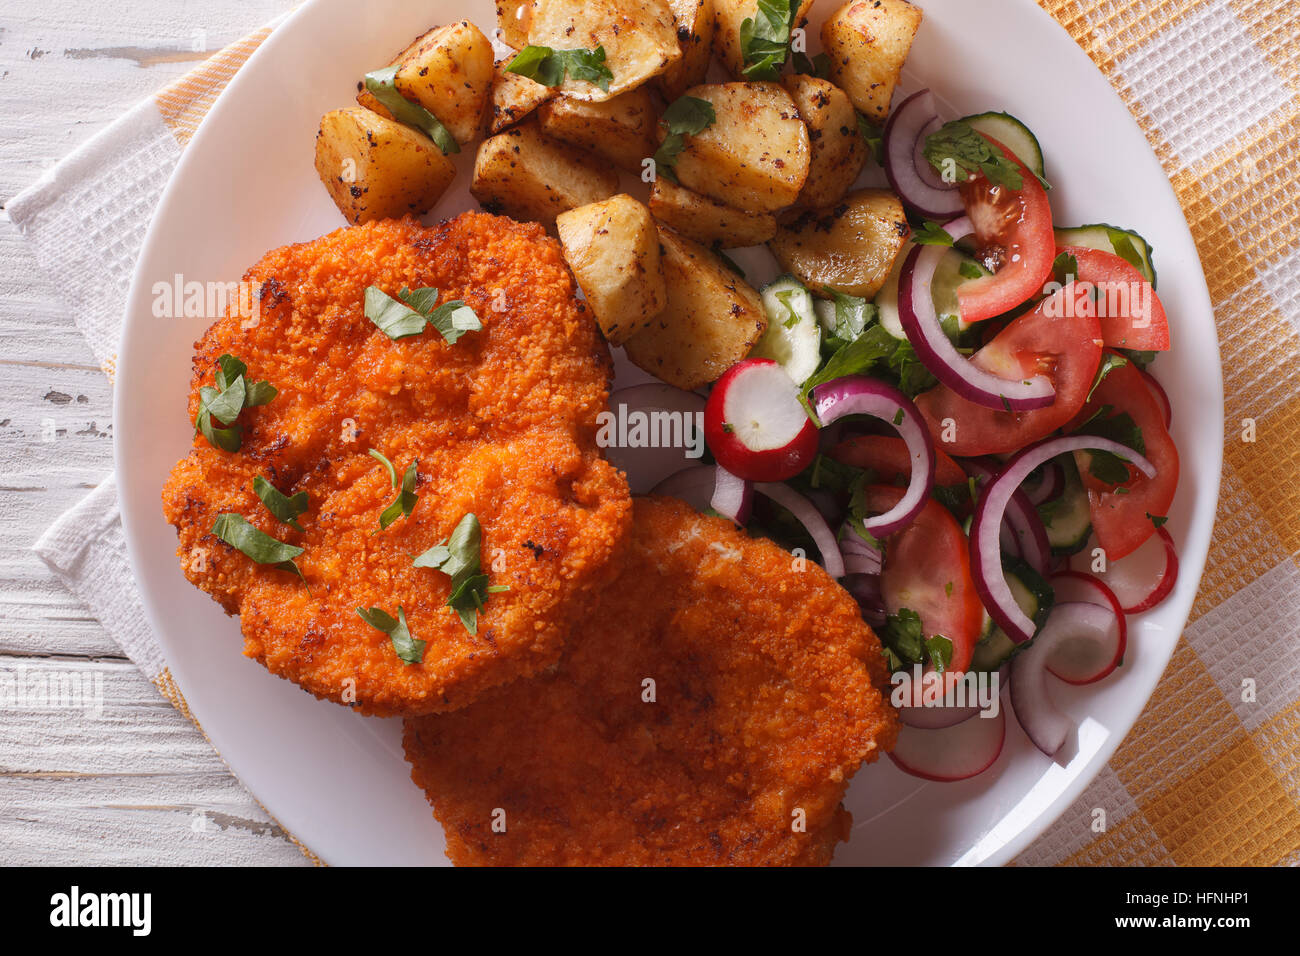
154,27,275,147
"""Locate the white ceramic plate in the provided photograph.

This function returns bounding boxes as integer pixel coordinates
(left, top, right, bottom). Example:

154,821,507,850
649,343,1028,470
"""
116,0,1222,865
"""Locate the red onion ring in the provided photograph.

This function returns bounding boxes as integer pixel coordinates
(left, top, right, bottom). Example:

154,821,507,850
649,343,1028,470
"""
710,465,752,524
962,457,1051,576
1025,461,1065,505
754,481,845,579
882,89,965,220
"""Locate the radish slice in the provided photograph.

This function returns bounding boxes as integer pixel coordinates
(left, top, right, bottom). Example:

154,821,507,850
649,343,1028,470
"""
898,702,982,730
605,384,707,493
1069,526,1178,613
963,457,1051,576
1047,571,1127,684
710,466,752,525
890,707,1007,781
811,377,935,537
972,436,1156,644
882,90,965,220
1010,601,1121,755
754,481,845,578
704,359,819,482
898,223,1056,412
650,465,714,512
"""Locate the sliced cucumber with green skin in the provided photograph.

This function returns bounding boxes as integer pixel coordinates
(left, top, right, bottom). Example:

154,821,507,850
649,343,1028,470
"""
962,111,1045,180
970,558,1054,672
752,276,821,385
1054,223,1158,287
874,242,984,338
1040,456,1092,556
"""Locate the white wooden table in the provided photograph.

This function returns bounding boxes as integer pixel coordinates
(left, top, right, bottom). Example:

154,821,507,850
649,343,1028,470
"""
0,0,311,865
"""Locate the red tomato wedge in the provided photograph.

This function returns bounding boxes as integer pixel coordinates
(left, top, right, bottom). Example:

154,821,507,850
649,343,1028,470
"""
1067,355,1179,560
866,485,984,674
1059,245,1170,351
915,284,1102,456
955,135,1056,323
830,435,968,487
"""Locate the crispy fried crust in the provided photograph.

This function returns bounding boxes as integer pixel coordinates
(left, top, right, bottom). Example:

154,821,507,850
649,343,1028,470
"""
404,496,899,865
161,214,631,716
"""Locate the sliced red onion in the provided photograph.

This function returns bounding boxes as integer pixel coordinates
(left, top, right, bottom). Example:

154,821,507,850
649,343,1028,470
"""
1025,461,1065,505
843,553,883,577
649,464,714,512
811,377,934,537
899,226,1056,411
962,457,1050,577
1010,601,1122,756
710,465,752,524
843,574,887,627
882,90,965,220
972,436,1156,644
754,481,845,578
839,519,883,559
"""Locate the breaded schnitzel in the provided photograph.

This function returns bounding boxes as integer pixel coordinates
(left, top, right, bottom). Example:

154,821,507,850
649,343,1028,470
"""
404,496,898,866
162,213,631,716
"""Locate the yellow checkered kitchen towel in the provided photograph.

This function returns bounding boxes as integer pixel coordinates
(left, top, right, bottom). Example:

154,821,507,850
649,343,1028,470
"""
10,1,1299,867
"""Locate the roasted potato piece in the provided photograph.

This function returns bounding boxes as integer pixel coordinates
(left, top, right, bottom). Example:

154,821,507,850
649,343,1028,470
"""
527,0,682,101
538,88,658,173
768,188,909,298
782,74,868,209
648,178,777,247
470,122,619,227
488,60,555,132
822,0,923,123
389,20,494,145
314,108,456,225
496,0,536,49
657,0,715,101
557,195,667,345
712,0,814,78
669,82,810,213
624,227,767,390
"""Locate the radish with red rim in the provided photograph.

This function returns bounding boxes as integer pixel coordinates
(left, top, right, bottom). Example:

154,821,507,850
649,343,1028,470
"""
890,706,1007,781
1047,571,1127,684
605,383,707,493
1067,526,1178,614
703,359,818,483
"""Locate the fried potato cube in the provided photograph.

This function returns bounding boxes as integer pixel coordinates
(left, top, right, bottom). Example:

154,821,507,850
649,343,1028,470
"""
821,0,923,123
768,188,908,298
487,60,556,133
538,88,658,173
782,74,869,209
657,0,715,101
668,82,810,213
387,20,495,146
624,227,767,389
496,0,536,49
712,0,814,78
557,195,667,345
314,108,457,225
648,178,776,248
527,0,682,101
470,122,620,227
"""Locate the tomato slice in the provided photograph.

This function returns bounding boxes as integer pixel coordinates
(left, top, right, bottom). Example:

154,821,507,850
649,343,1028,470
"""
1067,355,1179,560
955,135,1056,323
865,485,983,673
1059,245,1170,351
830,435,968,487
915,284,1102,456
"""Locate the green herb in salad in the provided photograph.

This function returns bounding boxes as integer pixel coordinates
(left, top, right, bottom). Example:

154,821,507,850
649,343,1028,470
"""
505,44,613,92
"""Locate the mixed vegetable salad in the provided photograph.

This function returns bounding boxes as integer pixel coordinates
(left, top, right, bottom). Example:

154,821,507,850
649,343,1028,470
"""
622,92,1180,782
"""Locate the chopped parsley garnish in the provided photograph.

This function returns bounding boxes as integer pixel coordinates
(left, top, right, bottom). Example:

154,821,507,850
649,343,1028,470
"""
211,513,306,586
194,353,277,452
653,95,716,181
857,114,885,165
413,513,509,635
791,50,830,79
356,606,426,665
926,635,954,673
958,260,985,280
505,44,613,92
364,286,482,343
881,607,953,673
922,120,1041,191
1085,352,1129,402
912,220,955,246
363,66,459,155
253,476,308,532
1051,250,1080,286
1074,405,1146,485
369,449,419,530
740,0,801,80
775,289,802,328
1147,513,1168,529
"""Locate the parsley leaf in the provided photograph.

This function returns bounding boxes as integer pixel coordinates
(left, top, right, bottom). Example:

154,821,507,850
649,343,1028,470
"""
1147,512,1168,529
1052,251,1080,286
1085,352,1129,403
912,220,955,246
1106,228,1145,274
413,514,509,635
194,353,277,452
1074,406,1146,485
926,635,954,673
791,50,830,79
505,45,613,93
882,608,926,667
364,286,482,344
364,66,459,155
253,476,308,532
211,513,306,586
653,95,716,180
857,114,885,165
356,606,426,665
802,324,897,398
740,0,800,80
922,120,1027,191
958,260,985,280
369,449,419,530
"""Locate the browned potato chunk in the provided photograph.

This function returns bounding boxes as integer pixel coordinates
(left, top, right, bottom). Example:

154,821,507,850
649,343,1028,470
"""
657,0,715,101
314,108,456,225
488,60,555,133
538,88,658,173
623,227,767,390
712,0,813,78
557,195,667,345
389,20,494,145
470,122,619,227
822,0,923,123
782,74,868,209
496,0,536,49
648,178,777,247
768,188,909,298
528,0,682,101
668,82,810,213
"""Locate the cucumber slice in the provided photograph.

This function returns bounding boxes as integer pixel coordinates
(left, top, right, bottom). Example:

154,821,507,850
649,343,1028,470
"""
1054,223,1157,287
752,276,821,385
873,242,984,338
1040,457,1092,556
970,558,1054,672
962,111,1045,180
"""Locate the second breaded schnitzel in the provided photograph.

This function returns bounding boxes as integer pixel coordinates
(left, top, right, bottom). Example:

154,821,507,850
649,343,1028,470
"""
404,496,898,865
162,213,630,716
